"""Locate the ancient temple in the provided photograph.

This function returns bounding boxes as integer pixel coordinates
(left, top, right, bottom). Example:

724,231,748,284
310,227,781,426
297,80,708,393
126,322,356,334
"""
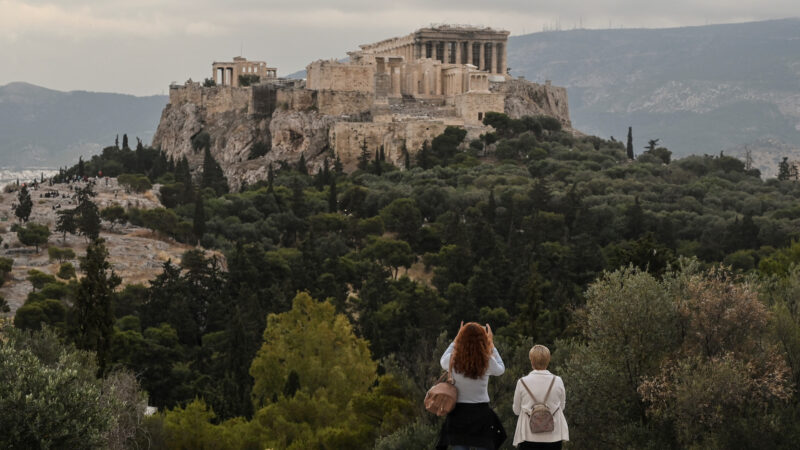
212,56,277,87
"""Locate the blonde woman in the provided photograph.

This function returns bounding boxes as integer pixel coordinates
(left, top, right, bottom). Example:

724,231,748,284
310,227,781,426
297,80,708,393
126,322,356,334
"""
512,345,569,449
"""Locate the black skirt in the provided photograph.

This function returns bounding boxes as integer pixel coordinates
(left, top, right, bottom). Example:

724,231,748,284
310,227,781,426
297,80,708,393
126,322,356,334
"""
435,402,507,450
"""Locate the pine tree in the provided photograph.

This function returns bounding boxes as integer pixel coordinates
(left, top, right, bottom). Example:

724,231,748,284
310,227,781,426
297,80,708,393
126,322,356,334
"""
193,191,206,241
56,209,77,243
626,127,634,160
73,239,121,377
15,185,32,222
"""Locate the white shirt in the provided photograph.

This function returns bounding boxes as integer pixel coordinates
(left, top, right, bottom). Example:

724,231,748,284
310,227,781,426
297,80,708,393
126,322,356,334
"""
439,341,505,403
512,370,569,445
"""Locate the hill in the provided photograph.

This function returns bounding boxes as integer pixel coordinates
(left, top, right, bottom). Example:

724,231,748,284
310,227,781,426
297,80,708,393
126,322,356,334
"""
508,18,800,171
0,82,166,168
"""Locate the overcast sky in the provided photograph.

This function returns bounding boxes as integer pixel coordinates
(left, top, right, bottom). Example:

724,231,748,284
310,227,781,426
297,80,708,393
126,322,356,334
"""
1,0,797,96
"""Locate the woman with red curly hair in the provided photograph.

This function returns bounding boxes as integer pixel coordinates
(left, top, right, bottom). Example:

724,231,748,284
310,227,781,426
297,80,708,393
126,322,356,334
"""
436,322,507,450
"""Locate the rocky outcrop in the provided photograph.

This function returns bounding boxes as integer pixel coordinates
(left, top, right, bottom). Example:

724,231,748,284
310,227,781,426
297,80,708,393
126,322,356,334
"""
494,78,572,128
153,78,572,189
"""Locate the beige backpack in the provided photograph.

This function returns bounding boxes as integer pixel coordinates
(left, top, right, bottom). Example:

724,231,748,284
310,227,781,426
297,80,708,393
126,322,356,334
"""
424,357,457,416
520,376,556,433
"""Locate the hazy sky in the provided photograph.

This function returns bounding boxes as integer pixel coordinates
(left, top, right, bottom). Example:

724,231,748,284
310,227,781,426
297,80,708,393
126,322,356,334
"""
1,0,797,96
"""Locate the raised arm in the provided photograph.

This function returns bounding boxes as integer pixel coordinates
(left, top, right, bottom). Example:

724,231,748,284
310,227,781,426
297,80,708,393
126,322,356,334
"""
440,341,455,371
486,346,505,376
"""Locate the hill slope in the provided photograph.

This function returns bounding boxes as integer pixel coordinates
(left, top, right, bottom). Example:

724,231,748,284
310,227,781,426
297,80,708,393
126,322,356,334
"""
508,19,800,165
0,82,167,168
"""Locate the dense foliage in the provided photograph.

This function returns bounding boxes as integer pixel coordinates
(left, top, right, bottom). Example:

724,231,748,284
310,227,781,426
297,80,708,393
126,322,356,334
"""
16,114,800,448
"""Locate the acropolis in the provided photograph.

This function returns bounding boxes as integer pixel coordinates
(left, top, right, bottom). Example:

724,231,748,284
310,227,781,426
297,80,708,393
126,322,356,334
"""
153,25,572,188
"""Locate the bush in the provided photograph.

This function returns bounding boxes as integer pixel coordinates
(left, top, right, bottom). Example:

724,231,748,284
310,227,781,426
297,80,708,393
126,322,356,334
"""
117,173,152,193
57,262,76,280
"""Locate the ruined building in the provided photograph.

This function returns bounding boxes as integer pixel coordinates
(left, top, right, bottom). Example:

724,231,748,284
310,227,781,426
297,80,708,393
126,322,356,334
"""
152,25,572,189
212,56,277,87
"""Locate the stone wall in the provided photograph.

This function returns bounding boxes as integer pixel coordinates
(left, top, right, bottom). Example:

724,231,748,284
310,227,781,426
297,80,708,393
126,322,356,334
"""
330,120,448,171
454,92,506,125
306,60,374,92
316,90,374,116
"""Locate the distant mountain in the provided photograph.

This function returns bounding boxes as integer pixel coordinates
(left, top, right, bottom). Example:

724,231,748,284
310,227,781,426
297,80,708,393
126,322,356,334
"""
508,18,800,166
0,82,167,168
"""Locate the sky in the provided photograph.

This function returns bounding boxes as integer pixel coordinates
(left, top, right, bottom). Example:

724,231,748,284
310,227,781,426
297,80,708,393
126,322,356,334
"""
1,0,798,96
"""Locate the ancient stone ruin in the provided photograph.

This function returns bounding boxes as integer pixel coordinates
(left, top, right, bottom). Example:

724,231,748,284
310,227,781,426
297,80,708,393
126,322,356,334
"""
152,25,572,189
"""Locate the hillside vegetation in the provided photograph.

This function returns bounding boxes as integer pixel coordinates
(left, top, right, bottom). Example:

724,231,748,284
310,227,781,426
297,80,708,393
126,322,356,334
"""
5,116,800,448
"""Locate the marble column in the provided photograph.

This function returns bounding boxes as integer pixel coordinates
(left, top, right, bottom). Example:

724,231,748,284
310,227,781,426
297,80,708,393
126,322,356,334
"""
490,42,497,74
455,41,462,65
498,43,507,74
467,42,473,65
478,42,485,71
431,41,437,61
443,41,450,65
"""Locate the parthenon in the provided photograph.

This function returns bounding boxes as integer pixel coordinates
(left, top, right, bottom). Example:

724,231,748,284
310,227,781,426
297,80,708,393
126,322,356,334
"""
212,56,277,87
358,24,509,75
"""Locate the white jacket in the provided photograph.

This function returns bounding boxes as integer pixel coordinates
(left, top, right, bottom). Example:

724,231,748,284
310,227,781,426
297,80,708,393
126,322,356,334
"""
512,370,569,445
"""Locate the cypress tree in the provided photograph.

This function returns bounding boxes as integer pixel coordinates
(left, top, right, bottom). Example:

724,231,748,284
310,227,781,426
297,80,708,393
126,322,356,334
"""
402,141,411,170
778,157,791,181
15,185,33,222
267,163,275,193
78,156,85,178
357,140,370,171
626,127,634,160
193,191,206,241
328,178,338,213
122,134,129,150
334,153,344,175
202,147,229,195
297,154,308,175
73,238,121,377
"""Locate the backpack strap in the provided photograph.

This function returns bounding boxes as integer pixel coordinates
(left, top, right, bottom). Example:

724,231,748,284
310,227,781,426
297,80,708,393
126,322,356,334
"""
542,376,556,403
520,378,540,404
520,376,557,405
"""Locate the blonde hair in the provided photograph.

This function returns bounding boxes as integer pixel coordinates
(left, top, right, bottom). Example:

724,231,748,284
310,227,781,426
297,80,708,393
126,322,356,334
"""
529,345,551,370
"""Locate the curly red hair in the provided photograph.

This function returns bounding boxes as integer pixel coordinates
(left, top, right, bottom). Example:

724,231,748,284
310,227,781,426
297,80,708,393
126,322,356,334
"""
452,322,491,379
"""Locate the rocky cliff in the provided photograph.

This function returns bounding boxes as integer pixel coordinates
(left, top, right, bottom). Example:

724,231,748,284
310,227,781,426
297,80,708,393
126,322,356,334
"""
152,78,572,189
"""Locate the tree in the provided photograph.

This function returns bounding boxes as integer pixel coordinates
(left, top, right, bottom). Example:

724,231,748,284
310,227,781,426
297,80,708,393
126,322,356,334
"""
122,134,129,150
101,204,127,230
73,239,121,376
626,126,634,160
402,141,411,170
48,246,76,263
328,178,338,213
57,262,76,280
201,147,229,195
75,185,101,240
55,209,77,243
15,185,32,222
193,191,206,240
16,222,50,253
357,139,371,171
360,237,415,279
778,157,792,181
0,257,12,288
645,138,660,152
0,326,114,448
296,154,308,175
